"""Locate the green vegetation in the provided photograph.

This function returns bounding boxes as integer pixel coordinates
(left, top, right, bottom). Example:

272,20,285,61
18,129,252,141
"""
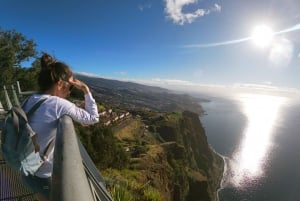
110,184,133,201
109,181,163,201
0,27,38,88
104,169,163,201
166,112,182,121
74,123,130,170
114,119,143,140
73,104,223,201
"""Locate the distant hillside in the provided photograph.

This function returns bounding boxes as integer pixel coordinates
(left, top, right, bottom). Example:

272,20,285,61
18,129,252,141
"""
75,73,203,114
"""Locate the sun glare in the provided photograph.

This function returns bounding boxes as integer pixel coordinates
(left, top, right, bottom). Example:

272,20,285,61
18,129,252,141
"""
230,93,286,187
251,25,274,48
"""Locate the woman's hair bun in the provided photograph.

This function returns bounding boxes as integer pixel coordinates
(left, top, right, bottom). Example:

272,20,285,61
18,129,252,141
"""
41,52,56,69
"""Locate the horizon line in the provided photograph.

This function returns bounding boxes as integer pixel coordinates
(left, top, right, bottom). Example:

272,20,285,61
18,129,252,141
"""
75,71,300,96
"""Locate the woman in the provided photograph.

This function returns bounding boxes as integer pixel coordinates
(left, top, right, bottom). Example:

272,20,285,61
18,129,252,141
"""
21,53,99,201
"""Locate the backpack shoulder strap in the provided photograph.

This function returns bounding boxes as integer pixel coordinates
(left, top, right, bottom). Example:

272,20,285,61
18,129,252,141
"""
10,107,28,136
42,139,55,161
25,98,47,118
21,98,47,150
13,98,47,126
26,98,54,160
12,107,28,122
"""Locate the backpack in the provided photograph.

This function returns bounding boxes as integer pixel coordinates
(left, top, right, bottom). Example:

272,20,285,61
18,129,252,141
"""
1,98,54,176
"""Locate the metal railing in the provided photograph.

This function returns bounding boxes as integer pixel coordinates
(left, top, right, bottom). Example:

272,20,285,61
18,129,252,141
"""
0,83,36,201
52,115,114,201
0,82,114,201
52,115,94,201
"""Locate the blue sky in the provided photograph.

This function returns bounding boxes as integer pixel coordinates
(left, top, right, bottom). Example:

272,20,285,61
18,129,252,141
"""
1,0,300,93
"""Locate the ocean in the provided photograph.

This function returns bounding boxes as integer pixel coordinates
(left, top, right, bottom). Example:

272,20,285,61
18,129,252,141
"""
197,92,300,201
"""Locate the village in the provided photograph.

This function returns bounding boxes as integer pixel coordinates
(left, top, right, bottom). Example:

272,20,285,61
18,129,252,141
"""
98,109,131,126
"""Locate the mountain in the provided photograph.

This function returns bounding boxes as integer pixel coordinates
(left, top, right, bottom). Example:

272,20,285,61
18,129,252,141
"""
75,73,203,114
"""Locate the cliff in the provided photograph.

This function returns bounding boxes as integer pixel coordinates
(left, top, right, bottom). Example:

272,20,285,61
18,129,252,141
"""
103,110,224,201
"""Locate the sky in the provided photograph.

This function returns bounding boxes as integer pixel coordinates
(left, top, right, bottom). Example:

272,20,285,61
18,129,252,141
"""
1,0,300,95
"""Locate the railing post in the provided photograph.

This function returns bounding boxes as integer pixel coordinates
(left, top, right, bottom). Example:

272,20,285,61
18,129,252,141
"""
3,86,12,110
51,115,94,201
16,81,22,96
11,85,20,106
16,81,36,96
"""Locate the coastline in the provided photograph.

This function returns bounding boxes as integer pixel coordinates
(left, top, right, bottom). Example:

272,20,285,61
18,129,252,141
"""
216,154,229,201
197,101,225,201
209,145,226,201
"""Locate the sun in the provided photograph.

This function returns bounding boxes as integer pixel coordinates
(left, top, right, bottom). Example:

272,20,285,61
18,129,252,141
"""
251,25,274,48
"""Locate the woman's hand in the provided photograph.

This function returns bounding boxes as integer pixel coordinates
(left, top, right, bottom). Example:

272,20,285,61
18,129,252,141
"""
68,77,90,94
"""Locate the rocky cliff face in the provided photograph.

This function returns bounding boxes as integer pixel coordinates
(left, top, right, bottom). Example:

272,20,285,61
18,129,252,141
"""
139,111,224,201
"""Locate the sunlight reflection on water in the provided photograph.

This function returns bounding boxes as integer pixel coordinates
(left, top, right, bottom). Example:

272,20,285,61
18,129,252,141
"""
224,93,287,189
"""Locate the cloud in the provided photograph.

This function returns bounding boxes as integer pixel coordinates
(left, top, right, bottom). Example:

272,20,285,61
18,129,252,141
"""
75,71,300,98
164,0,221,25
143,79,300,97
232,82,300,98
115,71,128,76
122,77,197,89
75,71,103,78
262,81,272,85
151,78,193,85
233,83,279,91
212,3,221,12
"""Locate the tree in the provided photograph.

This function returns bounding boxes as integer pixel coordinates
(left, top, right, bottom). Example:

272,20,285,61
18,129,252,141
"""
0,27,37,86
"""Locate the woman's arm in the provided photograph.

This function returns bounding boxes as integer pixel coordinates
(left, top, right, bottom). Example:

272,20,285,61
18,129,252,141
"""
68,78,90,94
58,78,99,125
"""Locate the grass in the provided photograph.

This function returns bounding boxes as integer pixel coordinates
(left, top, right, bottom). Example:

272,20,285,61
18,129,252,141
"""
104,168,164,201
110,184,134,201
143,186,163,201
166,112,182,122
109,178,163,201
146,145,164,158
115,119,144,140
